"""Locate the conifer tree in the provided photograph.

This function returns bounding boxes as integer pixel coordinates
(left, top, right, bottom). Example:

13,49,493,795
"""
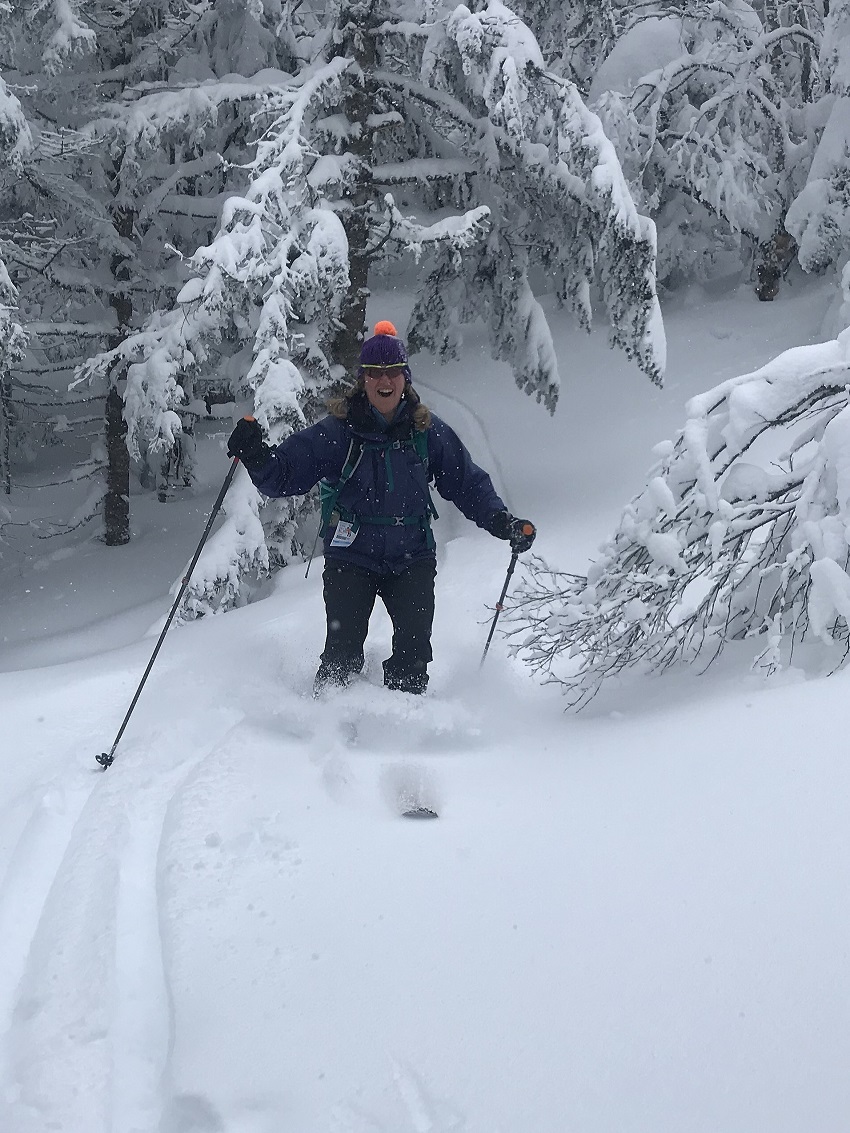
78,0,664,616
2,0,306,542
510,0,621,89
406,0,665,402
0,264,26,499
594,0,821,288
786,0,850,273
79,46,359,613
0,70,30,500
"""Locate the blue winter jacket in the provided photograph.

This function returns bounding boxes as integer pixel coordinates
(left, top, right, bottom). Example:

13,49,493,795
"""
247,392,506,574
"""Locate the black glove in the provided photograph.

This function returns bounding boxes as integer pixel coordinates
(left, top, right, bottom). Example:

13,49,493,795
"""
486,510,536,553
227,417,271,471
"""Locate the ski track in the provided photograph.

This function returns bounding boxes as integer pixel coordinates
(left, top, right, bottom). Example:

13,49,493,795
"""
416,379,510,511
254,681,479,819
390,1056,465,1133
0,662,505,1131
329,1057,470,1133
0,710,242,1133
0,773,96,1124
154,718,306,1132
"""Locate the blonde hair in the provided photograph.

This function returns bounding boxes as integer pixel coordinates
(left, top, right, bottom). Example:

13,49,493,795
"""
327,378,432,431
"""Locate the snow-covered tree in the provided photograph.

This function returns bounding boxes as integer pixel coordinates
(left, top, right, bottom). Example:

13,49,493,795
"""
78,53,357,613
27,0,97,73
1,0,309,543
592,1,820,288
509,296,850,707
508,0,622,90
80,0,665,617
785,0,850,275
0,261,26,500
0,69,30,499
817,0,850,91
407,0,665,400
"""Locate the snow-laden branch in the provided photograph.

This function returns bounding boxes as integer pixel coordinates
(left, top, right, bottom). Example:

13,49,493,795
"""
378,194,490,259
508,318,850,707
75,53,355,614
0,75,32,167
174,468,269,623
372,157,474,184
786,93,850,273
86,68,297,162
403,1,665,400
251,56,353,182
0,69,30,501
39,0,96,73
594,7,819,281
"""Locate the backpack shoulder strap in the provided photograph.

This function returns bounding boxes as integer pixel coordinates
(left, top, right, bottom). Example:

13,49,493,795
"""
306,434,364,577
319,435,363,534
411,427,438,524
339,435,364,483
412,426,430,475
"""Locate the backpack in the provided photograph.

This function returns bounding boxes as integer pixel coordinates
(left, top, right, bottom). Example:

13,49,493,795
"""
318,428,438,541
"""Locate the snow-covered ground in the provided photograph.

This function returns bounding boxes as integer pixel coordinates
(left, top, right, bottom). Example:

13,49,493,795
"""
2,280,849,1132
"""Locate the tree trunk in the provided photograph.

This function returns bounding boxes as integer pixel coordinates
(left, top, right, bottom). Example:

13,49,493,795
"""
331,2,380,376
1,366,11,496
104,383,130,543
102,10,137,545
797,1,814,104
103,195,134,546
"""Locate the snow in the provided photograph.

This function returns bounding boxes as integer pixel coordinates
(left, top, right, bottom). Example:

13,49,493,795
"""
786,96,850,271
808,556,850,642
587,17,684,104
2,279,850,1130
686,331,850,457
823,1,850,96
41,0,96,72
0,75,32,164
447,0,547,106
801,96,850,184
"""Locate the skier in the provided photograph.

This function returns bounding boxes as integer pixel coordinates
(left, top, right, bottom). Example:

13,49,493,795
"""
227,321,535,695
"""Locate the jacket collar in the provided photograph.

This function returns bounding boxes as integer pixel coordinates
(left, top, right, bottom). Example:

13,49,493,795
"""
347,391,414,443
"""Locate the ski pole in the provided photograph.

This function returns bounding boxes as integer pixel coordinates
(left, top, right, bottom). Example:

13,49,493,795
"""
96,443,245,769
480,523,535,667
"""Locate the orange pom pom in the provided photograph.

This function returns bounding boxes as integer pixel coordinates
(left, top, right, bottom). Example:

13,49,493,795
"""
373,320,397,336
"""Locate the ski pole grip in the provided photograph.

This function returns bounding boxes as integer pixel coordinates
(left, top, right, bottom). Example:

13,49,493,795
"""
230,416,257,466
522,522,535,536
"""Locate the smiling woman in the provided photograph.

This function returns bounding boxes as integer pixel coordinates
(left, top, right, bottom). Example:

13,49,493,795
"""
226,321,536,695
363,368,406,420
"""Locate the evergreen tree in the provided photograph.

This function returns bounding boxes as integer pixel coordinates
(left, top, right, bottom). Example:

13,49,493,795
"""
79,0,664,616
819,0,849,91
510,0,621,90
0,70,28,500
593,0,821,288
1,0,306,544
785,0,850,274
79,46,359,613
407,0,665,401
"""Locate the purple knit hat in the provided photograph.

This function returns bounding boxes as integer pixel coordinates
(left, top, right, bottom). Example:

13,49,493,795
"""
358,320,411,380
